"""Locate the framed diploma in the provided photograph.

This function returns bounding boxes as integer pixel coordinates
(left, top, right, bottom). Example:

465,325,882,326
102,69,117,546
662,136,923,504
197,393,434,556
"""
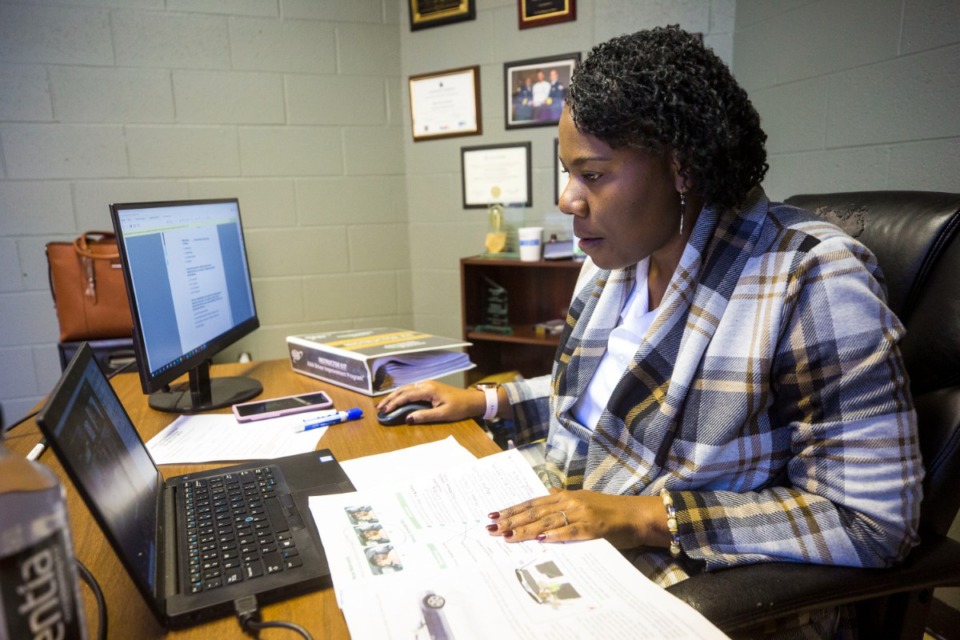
409,66,482,142
518,0,576,30
409,0,476,31
461,142,532,208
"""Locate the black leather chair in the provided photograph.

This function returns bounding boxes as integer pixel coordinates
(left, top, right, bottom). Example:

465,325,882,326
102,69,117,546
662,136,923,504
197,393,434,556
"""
667,191,960,638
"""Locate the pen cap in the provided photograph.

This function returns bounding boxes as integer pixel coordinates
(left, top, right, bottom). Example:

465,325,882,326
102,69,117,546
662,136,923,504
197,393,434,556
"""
345,408,363,420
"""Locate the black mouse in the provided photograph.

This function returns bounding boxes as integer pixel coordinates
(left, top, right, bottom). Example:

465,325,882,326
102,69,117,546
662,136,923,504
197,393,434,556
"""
376,401,432,426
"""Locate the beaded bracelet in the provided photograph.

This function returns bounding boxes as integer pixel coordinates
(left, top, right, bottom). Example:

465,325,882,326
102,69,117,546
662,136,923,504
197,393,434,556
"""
660,488,682,558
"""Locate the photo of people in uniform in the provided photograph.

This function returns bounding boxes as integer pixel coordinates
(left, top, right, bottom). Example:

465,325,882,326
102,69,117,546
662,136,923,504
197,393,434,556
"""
505,54,579,129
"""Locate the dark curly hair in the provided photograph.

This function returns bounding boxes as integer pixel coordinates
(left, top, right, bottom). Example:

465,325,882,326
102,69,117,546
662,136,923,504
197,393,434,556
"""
567,26,768,210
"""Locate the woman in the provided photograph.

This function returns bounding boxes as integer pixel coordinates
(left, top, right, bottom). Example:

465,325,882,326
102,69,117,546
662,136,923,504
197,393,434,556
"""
378,26,922,636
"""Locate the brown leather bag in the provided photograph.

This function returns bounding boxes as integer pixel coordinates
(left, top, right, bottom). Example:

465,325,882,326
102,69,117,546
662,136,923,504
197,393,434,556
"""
46,231,133,342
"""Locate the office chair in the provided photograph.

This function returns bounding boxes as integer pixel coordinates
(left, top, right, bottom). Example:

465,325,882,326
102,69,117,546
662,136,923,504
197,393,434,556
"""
666,191,960,638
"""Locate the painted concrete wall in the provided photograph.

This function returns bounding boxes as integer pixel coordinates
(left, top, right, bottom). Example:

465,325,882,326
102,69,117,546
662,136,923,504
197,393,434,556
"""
0,0,411,422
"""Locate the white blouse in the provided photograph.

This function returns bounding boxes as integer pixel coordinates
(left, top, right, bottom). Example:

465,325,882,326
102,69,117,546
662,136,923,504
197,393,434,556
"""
572,258,659,431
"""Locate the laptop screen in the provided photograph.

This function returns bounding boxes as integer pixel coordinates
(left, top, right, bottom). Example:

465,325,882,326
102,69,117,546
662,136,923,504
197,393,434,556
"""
37,345,161,596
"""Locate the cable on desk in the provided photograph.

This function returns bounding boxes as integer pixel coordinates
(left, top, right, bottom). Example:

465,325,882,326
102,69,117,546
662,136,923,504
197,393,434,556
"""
76,558,107,640
235,595,314,640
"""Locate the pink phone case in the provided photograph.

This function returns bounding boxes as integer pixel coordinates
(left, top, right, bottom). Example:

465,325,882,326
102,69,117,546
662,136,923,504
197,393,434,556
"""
232,391,333,422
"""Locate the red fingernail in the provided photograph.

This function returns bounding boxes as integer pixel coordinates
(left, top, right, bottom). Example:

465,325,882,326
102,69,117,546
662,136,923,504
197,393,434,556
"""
485,524,498,532
536,533,547,542
488,511,500,519
503,530,514,539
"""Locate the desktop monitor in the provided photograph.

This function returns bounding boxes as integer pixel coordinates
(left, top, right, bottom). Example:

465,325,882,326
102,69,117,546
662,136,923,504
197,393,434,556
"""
110,198,262,413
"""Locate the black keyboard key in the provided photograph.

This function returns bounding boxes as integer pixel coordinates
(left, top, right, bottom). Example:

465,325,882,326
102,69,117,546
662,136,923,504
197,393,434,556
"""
244,560,264,579
263,552,283,574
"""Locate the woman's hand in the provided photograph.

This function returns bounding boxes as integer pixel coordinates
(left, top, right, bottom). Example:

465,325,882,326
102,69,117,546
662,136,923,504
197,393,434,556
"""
486,488,669,550
375,380,485,425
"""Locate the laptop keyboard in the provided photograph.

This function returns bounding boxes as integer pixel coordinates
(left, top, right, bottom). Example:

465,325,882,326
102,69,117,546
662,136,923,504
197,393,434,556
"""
179,466,303,594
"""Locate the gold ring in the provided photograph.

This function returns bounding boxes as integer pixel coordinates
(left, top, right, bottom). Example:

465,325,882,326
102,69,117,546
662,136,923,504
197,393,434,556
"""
560,511,568,526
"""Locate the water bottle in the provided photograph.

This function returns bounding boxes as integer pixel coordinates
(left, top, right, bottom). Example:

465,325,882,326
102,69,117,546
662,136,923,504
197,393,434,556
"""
0,432,87,640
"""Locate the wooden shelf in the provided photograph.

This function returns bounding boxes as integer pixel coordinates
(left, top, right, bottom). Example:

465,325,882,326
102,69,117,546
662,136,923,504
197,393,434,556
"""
460,256,582,383
466,325,563,347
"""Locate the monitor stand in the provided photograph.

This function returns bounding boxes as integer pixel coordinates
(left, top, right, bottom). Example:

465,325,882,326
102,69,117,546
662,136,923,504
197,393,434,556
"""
148,360,262,413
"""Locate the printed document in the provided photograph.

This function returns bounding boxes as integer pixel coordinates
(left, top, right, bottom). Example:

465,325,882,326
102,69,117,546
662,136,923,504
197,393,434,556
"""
310,447,729,639
145,410,331,464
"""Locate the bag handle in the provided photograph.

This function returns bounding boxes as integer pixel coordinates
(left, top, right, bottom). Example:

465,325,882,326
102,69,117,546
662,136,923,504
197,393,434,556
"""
74,231,119,259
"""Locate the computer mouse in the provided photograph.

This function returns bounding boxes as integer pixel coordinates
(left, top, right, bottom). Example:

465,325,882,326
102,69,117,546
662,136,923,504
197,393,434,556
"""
376,401,433,426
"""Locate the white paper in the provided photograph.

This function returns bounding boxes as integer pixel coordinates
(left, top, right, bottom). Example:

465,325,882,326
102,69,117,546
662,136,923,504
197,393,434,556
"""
146,410,333,464
340,542,729,640
309,448,729,639
340,436,477,491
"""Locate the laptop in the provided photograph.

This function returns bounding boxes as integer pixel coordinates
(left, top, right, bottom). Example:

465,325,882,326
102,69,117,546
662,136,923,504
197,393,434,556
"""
36,342,355,628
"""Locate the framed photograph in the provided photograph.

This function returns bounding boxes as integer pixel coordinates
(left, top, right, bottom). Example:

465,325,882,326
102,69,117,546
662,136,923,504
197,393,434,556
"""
554,138,569,204
518,0,576,30
461,142,532,208
409,65,482,142
409,0,476,31
504,53,579,130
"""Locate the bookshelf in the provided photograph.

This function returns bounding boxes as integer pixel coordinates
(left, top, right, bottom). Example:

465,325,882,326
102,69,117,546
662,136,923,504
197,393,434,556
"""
460,256,583,384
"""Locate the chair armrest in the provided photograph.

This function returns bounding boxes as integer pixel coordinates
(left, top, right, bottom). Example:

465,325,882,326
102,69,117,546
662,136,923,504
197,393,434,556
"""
665,535,960,634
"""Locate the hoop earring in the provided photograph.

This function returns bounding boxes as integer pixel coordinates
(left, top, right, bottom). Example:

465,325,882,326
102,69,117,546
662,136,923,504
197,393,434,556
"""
679,192,686,236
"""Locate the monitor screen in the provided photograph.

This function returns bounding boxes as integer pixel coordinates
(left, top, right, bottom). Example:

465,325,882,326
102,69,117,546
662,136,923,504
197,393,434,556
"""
110,198,262,413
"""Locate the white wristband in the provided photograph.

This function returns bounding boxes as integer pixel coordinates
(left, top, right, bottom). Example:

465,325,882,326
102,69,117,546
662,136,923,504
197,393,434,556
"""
477,384,499,421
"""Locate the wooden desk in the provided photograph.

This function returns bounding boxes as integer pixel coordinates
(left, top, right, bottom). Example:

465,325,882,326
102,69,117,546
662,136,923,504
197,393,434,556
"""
4,359,500,639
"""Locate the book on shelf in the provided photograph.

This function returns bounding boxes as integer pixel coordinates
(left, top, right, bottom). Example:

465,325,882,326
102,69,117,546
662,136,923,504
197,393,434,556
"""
286,327,474,396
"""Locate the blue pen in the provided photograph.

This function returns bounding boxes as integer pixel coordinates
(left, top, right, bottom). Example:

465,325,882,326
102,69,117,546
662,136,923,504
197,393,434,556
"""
303,408,363,431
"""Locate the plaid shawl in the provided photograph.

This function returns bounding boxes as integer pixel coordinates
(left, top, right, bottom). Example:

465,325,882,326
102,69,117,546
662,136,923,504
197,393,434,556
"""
503,188,923,584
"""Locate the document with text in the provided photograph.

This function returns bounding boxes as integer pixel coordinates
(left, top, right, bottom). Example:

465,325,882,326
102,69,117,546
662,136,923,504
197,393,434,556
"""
309,447,729,639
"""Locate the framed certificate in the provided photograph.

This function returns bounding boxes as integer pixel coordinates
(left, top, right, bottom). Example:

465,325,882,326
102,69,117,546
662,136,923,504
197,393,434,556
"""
409,0,476,31
461,143,532,208
518,0,576,30
409,66,482,142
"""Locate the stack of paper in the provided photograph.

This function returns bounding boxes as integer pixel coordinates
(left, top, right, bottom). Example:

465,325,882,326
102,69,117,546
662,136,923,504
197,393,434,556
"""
371,351,473,389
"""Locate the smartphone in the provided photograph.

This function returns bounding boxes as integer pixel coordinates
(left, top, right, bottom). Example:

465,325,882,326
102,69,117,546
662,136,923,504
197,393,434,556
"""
232,390,334,422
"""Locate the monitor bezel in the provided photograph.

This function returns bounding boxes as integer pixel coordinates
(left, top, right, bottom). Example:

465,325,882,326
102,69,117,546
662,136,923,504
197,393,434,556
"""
109,198,261,409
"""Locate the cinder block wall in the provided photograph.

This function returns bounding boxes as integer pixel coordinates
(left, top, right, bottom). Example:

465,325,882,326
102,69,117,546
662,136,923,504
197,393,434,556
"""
0,1,410,422
735,0,960,198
